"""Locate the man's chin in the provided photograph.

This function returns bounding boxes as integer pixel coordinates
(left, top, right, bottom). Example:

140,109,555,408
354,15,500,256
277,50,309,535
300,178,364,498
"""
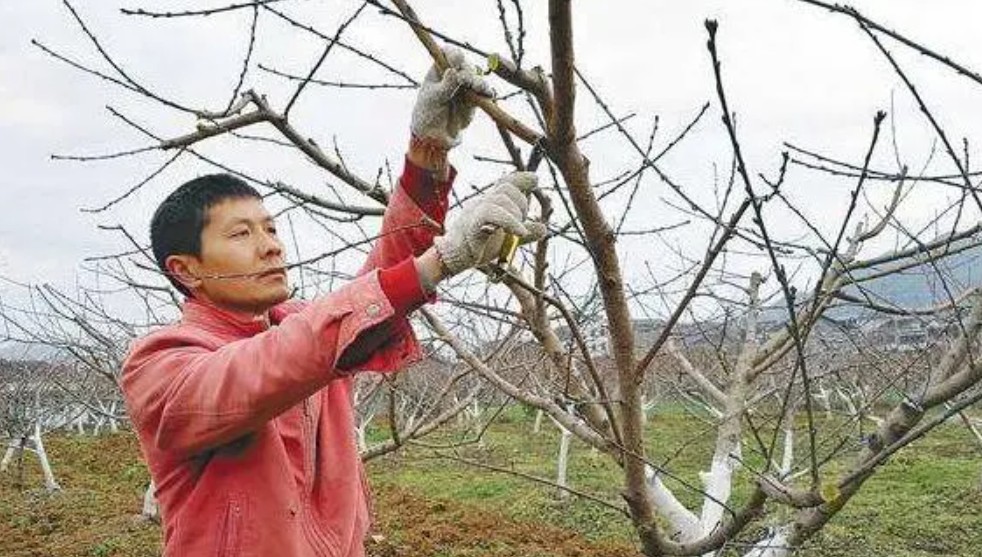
199,282,291,316
244,285,291,314
262,286,291,309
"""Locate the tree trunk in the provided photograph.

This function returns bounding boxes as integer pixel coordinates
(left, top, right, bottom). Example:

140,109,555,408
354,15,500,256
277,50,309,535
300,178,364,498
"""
0,438,24,472
533,409,543,434
33,422,60,491
555,422,572,500
743,527,791,557
143,480,160,523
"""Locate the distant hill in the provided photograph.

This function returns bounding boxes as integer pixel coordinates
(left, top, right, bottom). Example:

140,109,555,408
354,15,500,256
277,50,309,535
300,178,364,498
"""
758,237,982,325
837,236,982,318
0,341,65,362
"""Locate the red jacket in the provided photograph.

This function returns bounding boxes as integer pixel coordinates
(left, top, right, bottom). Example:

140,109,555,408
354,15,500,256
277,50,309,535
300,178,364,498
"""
122,160,452,557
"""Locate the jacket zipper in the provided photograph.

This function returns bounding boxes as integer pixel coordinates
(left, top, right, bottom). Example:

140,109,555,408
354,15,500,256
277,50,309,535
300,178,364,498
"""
300,397,341,557
302,398,314,489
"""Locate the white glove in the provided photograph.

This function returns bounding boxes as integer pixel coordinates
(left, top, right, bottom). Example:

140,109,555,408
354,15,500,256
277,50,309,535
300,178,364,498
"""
411,45,494,148
434,172,547,276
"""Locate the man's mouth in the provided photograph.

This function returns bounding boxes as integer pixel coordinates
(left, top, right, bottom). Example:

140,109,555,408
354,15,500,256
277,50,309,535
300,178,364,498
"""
258,267,287,279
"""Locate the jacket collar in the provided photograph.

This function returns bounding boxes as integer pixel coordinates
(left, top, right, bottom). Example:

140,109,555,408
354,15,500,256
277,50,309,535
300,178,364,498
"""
181,297,270,338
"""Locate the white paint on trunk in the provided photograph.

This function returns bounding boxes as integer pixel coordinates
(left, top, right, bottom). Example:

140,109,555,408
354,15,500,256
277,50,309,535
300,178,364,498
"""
698,444,740,542
109,410,119,434
835,387,857,416
645,465,701,541
32,423,60,491
356,408,376,453
779,425,794,477
1,425,60,491
814,383,832,418
0,438,24,472
532,409,543,434
556,426,572,500
697,272,760,555
641,394,657,422
743,527,791,557
356,422,368,452
143,481,160,522
549,414,574,500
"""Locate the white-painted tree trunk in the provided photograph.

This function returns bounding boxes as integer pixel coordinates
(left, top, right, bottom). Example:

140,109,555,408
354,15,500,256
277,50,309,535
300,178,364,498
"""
642,395,657,422
646,456,750,552
109,400,119,433
100,401,120,434
1,425,60,491
698,443,741,552
555,424,572,500
143,481,160,522
643,388,749,550
356,422,368,453
0,438,25,472
645,465,701,542
33,422,60,491
814,383,832,419
645,273,760,555
742,527,791,557
835,387,857,416
777,425,794,477
532,409,543,434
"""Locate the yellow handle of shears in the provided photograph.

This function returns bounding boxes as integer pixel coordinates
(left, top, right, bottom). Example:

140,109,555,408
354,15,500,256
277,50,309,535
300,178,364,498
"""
488,144,545,282
497,234,521,268
486,228,520,284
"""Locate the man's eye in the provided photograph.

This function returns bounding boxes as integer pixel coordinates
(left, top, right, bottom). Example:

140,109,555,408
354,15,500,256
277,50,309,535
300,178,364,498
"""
230,229,249,238
267,226,278,235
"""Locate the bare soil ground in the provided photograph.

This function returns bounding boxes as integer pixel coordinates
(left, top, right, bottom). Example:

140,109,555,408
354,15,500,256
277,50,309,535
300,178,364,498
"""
367,486,637,557
0,433,639,557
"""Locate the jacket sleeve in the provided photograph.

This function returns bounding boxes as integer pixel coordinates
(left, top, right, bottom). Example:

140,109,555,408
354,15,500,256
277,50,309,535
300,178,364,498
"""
122,272,415,457
358,156,455,274
333,158,454,373
269,158,455,374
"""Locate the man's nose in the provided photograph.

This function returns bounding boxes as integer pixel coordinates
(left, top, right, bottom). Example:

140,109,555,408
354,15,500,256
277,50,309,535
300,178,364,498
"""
258,230,283,259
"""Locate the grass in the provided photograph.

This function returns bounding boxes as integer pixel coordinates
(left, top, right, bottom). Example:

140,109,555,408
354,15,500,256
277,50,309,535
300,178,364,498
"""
2,408,982,556
0,434,160,557
371,406,982,556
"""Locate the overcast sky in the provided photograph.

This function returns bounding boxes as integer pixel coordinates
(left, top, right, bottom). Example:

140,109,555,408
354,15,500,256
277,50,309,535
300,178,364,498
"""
3,1,982,313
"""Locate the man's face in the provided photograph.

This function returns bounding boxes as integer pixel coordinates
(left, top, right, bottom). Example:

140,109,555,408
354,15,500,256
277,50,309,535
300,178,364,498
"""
170,196,290,314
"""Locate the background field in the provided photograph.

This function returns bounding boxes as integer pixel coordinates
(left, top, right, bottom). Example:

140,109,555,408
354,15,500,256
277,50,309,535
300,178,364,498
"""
2,410,981,556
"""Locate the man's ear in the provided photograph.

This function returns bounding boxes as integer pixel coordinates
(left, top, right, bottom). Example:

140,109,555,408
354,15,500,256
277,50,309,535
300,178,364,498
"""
165,254,203,293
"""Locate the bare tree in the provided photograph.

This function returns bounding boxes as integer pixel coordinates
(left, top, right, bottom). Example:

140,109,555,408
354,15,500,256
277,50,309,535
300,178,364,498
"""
0,356,64,492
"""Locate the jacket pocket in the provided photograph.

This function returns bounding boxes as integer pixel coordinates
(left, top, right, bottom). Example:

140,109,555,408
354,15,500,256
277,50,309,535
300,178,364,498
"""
216,495,245,557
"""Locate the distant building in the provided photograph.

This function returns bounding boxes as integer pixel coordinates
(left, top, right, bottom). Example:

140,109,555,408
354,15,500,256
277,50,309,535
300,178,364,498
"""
860,316,952,352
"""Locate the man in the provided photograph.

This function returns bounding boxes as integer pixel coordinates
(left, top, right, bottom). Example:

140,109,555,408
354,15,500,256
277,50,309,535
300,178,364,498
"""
121,47,544,556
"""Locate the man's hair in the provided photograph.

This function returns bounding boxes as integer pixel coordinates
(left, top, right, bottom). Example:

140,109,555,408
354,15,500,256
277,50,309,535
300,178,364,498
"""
150,173,261,296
